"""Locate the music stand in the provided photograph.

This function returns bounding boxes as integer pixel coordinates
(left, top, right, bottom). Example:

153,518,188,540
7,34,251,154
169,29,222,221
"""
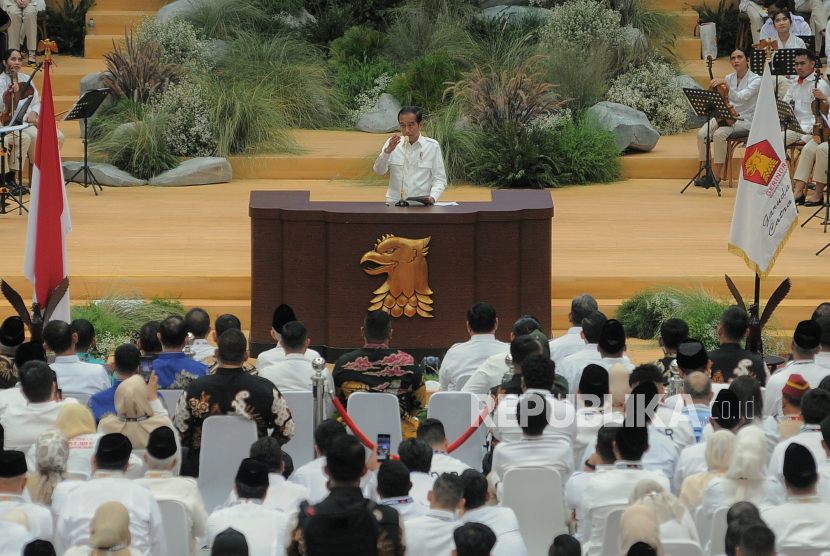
0,123,31,216
749,49,768,75
770,49,799,99
62,87,109,195
681,88,735,197
798,36,822,67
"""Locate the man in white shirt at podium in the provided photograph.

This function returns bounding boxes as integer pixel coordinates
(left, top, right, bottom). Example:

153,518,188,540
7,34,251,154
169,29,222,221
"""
373,106,448,206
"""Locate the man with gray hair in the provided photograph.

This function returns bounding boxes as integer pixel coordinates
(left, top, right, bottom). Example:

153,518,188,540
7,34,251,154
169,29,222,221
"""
404,473,466,556
135,426,207,556
680,372,713,442
550,294,598,369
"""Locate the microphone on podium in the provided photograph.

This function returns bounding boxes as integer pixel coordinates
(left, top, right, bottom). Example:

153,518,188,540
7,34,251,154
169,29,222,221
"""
395,135,410,207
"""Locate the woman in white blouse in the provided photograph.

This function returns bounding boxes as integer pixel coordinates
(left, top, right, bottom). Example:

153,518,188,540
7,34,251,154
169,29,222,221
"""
774,10,807,50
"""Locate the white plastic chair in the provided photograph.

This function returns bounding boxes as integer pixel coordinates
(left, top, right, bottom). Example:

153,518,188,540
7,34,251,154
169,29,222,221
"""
427,392,487,471
64,392,90,407
501,467,566,556
281,391,314,469
159,389,183,416
779,549,824,556
158,500,191,556
346,392,403,455
709,505,729,556
600,507,627,556
455,374,472,391
663,541,705,556
198,415,258,513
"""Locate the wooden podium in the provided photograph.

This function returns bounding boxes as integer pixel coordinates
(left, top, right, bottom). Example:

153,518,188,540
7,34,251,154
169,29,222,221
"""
249,190,554,361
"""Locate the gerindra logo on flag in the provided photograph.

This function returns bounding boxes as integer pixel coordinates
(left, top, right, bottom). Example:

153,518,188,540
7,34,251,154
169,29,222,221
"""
742,139,787,196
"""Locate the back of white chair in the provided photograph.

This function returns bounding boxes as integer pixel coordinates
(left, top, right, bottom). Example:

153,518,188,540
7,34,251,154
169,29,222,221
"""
709,505,729,556
198,415,258,513
64,392,91,407
427,392,486,471
346,392,402,455
778,549,825,556
663,541,705,556
600,507,627,556
158,500,191,556
501,467,566,556
281,391,314,468
159,389,183,416
455,374,472,391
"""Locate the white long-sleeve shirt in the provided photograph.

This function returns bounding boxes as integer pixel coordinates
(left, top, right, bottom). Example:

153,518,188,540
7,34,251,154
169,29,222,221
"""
373,134,447,204
135,471,208,556
761,16,811,40
783,70,828,142
439,334,509,391
724,70,761,124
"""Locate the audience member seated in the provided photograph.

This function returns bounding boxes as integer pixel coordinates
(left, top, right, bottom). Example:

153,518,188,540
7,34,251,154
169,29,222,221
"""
333,310,427,439
674,390,743,496
815,315,830,370
398,438,436,506
549,534,581,556
135,427,207,556
256,305,322,369
43,321,109,396
211,528,248,556
566,425,618,542
460,469,527,556
376,459,428,520
619,505,663,556
224,437,309,515
650,318,689,383
712,377,782,456
404,473,465,556
174,329,295,477
151,315,209,389
416,418,470,475
679,373,713,443
70,320,107,367
573,364,612,469
559,313,633,391
768,387,830,485
89,344,141,423
0,513,33,555
184,308,215,363
26,428,69,507
629,365,695,452
765,320,830,419
761,443,830,549
1,361,78,452
290,435,403,556
778,374,809,439
486,335,544,401
0,450,53,540
55,433,165,556
679,429,735,511
99,373,172,450
258,321,335,413
0,342,47,419
708,306,766,385
61,501,144,556
738,524,775,556
209,315,259,375
629,480,699,545
137,322,162,357
22,540,57,556
550,294,599,369
622,382,678,489
581,421,671,556
454,522,497,556
491,354,576,445
206,458,289,556
289,419,348,504
724,501,764,556
462,316,541,395
0,316,25,389
439,302,508,391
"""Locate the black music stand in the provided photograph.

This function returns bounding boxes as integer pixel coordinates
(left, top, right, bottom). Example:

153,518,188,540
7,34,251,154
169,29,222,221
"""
63,88,109,195
770,49,799,99
681,88,735,197
749,49,768,76
0,123,30,216
776,100,807,153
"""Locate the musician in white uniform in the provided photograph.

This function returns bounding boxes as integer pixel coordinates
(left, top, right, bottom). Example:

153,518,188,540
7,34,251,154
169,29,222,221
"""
373,106,447,205
695,48,761,189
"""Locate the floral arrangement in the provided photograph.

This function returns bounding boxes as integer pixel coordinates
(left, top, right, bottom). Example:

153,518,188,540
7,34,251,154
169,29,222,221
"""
540,0,629,50
606,59,688,135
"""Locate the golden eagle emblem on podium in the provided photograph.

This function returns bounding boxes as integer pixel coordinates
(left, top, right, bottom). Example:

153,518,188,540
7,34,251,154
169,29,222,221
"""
360,235,434,318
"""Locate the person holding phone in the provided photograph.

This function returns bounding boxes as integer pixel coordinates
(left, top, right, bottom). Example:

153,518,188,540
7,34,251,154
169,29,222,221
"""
89,344,142,423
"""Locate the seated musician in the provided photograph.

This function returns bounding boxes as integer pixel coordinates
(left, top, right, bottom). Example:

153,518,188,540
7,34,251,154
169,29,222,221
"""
784,48,830,205
0,48,65,187
761,0,811,42
696,48,761,189
772,10,808,51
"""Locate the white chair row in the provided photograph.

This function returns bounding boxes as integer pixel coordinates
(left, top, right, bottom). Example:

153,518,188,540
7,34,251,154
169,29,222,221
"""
501,467,566,556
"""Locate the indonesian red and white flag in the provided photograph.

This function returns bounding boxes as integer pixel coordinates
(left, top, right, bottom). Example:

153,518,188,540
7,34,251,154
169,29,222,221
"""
728,63,798,278
22,61,71,322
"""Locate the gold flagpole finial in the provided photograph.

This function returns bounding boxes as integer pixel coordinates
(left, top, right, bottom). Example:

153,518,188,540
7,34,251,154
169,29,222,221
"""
38,39,59,63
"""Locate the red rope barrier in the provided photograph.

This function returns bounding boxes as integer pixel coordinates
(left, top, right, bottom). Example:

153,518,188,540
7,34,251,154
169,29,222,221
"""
332,397,376,449
446,406,490,453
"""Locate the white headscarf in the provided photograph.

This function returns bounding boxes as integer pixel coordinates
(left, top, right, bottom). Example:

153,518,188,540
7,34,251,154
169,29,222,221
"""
723,426,768,505
679,429,735,510
630,479,687,525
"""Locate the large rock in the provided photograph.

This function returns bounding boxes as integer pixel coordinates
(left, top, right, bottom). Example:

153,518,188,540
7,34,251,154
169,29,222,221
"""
149,157,233,186
479,5,551,22
78,71,115,138
356,93,402,133
624,26,648,50
674,75,708,129
156,0,197,22
62,161,147,187
587,101,660,152
207,38,230,59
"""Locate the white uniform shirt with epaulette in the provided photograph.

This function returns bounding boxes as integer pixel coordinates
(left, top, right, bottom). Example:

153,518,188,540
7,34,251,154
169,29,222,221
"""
461,505,528,556
549,327,586,369
379,496,429,521
373,134,448,204
50,355,110,395
761,494,830,549
404,509,458,556
0,493,53,541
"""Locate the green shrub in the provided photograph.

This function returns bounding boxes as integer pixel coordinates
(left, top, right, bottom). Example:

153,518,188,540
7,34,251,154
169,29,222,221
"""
183,0,272,39
540,0,628,50
466,14,542,73
387,50,461,114
151,80,218,157
45,0,95,57
87,99,143,143
71,293,185,360
254,0,305,14
335,58,397,111
610,0,679,53
606,59,687,135
304,3,355,46
539,114,621,185
422,102,479,183
135,15,214,71
329,26,387,69
102,29,186,103
385,9,473,65
349,72,394,123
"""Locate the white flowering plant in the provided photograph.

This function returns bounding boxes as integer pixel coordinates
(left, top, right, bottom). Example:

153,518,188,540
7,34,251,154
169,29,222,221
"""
349,72,393,125
605,59,687,135
151,80,218,158
540,0,628,50
136,15,215,72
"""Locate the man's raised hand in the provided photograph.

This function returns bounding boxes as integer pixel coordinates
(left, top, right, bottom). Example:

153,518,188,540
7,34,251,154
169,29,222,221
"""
384,134,402,154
